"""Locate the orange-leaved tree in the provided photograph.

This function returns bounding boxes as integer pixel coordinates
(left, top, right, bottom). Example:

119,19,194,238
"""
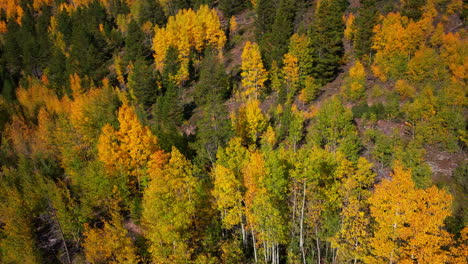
98,103,164,194
367,161,453,264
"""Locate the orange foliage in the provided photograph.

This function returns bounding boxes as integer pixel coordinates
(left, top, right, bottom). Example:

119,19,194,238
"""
441,31,467,84
98,104,164,193
368,162,453,264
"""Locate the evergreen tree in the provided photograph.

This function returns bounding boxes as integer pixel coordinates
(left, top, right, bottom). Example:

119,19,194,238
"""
128,58,156,107
191,101,231,165
254,0,278,39
152,47,186,152
264,0,297,66
193,50,229,106
219,0,247,18
309,0,347,83
167,0,193,16
400,0,425,20
136,0,166,26
354,0,378,60
124,19,149,63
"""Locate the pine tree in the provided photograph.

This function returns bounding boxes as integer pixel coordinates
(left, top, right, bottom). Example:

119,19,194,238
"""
128,58,156,107
309,0,347,83
219,0,247,18
254,0,277,39
264,0,296,66
353,0,378,60
400,0,425,20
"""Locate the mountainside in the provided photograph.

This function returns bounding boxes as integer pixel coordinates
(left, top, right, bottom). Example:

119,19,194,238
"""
0,0,466,263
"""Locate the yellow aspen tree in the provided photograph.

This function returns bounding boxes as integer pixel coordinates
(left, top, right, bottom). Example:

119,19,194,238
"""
342,60,366,100
142,147,199,263
231,99,268,145
332,157,375,263
214,137,250,244
282,53,300,102
212,164,244,229
447,226,468,263
371,12,410,81
98,104,163,194
344,13,355,41
0,187,40,264
230,16,238,35
367,162,453,264
242,151,275,263
441,32,467,84
83,211,140,264
288,33,313,83
241,41,268,99
152,6,226,83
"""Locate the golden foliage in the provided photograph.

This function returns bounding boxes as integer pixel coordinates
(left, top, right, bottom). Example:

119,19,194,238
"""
230,16,238,35
342,60,366,100
142,147,199,263
98,103,163,193
367,162,453,264
394,79,416,99
241,41,268,99
16,78,62,119
83,212,140,264
212,164,244,229
231,99,268,145
282,53,300,98
344,13,355,40
152,5,226,83
0,187,40,264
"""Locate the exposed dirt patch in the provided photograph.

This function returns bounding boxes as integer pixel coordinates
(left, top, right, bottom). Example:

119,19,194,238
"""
124,220,143,236
224,10,256,74
426,146,467,181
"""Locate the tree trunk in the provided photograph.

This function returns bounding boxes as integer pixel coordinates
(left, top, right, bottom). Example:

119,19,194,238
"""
315,226,321,264
300,180,307,264
252,229,258,263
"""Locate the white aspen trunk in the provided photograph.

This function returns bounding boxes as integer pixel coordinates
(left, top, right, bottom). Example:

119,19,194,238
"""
241,221,246,246
276,242,280,264
315,226,321,264
292,182,297,233
252,229,258,263
271,242,276,264
300,180,307,264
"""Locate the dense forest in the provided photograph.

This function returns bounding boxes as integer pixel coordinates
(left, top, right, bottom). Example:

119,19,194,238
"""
0,0,466,263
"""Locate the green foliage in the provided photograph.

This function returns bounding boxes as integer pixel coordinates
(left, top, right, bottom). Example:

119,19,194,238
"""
219,0,247,18
352,102,386,120
309,0,347,83
0,1,465,263
354,0,378,60
263,0,296,66
309,97,362,160
400,0,425,20
190,101,231,165
128,58,156,107
193,50,229,106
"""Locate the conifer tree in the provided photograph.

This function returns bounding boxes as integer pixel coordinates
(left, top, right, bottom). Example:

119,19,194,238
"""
309,0,347,83
353,0,378,60
265,0,296,66
254,0,277,39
